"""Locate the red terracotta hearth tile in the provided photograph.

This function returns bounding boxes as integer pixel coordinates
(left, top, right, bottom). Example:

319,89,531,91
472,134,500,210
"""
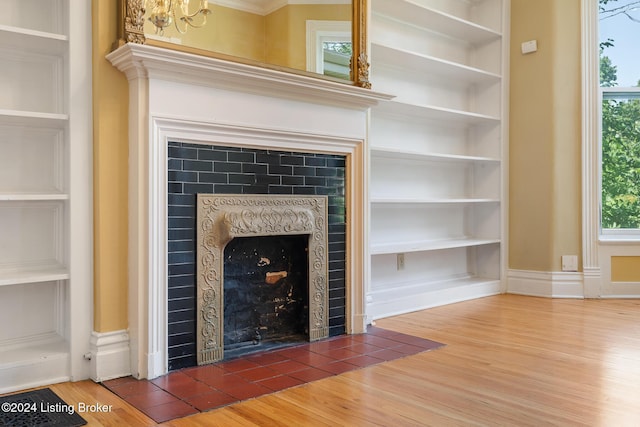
223,382,272,401
246,351,288,366
268,360,309,375
359,335,402,348
393,343,427,355
109,379,161,398
205,373,251,393
272,346,311,360
346,342,383,355
125,389,179,410
102,376,138,388
368,348,406,362
236,366,280,382
257,375,305,392
329,335,360,347
289,367,333,383
184,390,237,411
168,380,217,399
322,347,360,361
141,399,198,423
307,339,349,353
183,365,227,382
368,326,401,339
219,358,261,373
316,360,358,375
150,371,194,389
344,354,384,368
292,351,335,367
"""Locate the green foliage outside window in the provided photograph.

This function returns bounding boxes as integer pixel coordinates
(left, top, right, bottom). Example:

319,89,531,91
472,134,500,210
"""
599,0,640,229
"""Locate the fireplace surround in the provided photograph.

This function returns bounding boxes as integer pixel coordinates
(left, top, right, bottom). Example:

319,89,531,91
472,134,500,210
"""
107,43,390,379
197,194,329,364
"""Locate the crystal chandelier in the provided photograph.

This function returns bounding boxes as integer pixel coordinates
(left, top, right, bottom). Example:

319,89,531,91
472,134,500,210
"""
147,0,211,35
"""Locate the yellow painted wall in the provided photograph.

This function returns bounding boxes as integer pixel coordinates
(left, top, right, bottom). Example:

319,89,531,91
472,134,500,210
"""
509,0,582,272
144,5,265,61
91,0,129,332
611,257,640,282
268,5,351,71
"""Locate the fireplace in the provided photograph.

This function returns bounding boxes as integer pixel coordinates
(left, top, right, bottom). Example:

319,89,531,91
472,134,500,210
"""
196,194,329,364
107,43,388,380
223,234,309,358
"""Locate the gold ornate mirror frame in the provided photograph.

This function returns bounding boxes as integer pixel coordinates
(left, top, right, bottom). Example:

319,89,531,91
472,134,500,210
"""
117,0,370,89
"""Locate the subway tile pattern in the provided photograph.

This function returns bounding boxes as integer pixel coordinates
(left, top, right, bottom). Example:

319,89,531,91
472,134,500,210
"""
167,142,347,370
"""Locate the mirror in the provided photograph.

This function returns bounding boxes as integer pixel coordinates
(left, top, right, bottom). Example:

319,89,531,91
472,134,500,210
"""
118,0,370,88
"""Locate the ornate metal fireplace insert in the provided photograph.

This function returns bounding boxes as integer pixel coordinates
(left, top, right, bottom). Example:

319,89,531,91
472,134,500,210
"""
196,194,329,364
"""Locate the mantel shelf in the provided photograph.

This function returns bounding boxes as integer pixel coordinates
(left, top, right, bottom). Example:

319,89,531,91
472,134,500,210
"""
107,43,394,111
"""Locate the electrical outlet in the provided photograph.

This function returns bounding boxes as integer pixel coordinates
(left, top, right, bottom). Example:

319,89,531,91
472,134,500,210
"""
561,255,578,272
397,253,405,270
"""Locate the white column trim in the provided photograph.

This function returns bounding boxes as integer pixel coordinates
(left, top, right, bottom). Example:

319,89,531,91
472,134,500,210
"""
581,0,602,297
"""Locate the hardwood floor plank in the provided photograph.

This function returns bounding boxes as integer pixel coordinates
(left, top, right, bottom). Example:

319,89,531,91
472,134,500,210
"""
7,295,640,426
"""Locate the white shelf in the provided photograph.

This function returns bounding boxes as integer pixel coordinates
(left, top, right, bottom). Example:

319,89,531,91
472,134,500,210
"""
371,238,500,255
0,264,69,287
372,0,501,44
0,109,68,128
0,193,69,201
371,197,499,204
374,100,500,125
371,42,501,84
370,147,500,163
0,24,68,55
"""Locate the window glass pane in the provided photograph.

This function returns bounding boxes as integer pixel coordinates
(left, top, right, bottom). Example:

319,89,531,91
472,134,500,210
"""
601,96,640,229
600,0,640,232
599,0,640,87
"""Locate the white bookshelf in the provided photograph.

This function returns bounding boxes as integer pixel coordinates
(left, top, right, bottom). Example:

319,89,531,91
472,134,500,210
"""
368,0,508,319
0,0,92,393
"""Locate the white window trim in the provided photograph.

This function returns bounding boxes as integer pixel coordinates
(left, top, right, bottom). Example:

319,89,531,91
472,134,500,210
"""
582,0,603,296
584,0,640,297
305,20,351,75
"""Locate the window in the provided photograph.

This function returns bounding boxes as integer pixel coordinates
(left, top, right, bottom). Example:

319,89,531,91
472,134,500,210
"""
305,20,351,80
599,0,640,235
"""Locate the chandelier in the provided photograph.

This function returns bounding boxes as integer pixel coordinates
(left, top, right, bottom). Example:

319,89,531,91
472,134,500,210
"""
147,0,211,35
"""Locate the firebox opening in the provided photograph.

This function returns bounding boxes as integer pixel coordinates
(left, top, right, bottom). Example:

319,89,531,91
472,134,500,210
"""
223,234,309,360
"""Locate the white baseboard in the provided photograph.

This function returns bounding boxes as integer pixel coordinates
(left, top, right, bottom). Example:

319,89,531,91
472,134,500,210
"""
89,330,131,382
367,279,502,320
507,269,584,298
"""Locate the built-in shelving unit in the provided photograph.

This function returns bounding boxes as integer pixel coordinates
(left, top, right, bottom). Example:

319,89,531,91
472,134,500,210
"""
0,0,92,393
368,0,508,318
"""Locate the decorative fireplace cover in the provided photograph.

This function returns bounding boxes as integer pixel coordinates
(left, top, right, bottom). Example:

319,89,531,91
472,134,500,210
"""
196,194,329,364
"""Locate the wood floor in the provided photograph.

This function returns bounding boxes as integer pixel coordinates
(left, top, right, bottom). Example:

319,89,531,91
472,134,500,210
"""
30,295,640,425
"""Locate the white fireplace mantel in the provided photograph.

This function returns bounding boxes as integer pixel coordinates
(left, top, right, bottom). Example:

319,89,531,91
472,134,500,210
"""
107,43,391,379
